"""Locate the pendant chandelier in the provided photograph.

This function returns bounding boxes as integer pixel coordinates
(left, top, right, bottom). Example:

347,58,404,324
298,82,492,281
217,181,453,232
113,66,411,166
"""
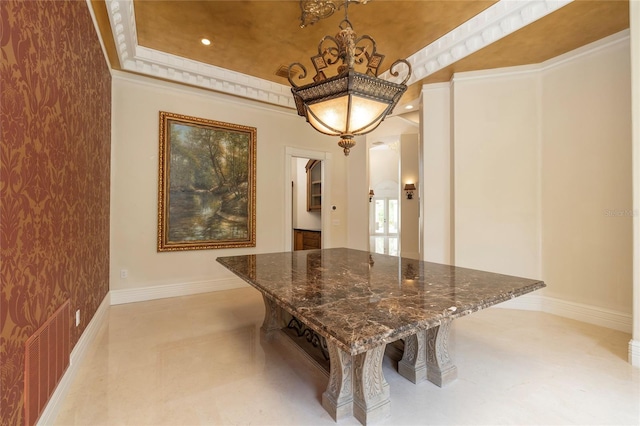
288,0,412,156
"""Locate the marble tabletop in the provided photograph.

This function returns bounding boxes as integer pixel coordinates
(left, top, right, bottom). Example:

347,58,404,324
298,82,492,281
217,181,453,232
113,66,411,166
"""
217,248,545,355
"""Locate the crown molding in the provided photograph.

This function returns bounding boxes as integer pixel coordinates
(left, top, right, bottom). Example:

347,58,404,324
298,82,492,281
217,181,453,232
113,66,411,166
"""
110,70,298,117
103,0,573,108
382,0,573,85
447,29,629,83
539,28,630,72
104,0,296,109
420,82,453,93
451,62,541,83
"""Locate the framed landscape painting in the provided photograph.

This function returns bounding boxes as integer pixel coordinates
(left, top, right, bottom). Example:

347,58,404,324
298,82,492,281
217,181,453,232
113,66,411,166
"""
158,111,256,251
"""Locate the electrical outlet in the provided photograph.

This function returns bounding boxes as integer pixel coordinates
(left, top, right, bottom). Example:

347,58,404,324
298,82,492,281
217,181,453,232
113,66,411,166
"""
75,309,80,327
120,269,128,279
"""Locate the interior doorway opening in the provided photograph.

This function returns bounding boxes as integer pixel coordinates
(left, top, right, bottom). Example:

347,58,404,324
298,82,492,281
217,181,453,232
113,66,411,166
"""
284,147,331,252
292,157,322,250
368,135,401,256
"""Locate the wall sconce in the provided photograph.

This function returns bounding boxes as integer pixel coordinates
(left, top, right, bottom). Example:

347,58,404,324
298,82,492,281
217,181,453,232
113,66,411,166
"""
404,183,416,200
369,189,374,202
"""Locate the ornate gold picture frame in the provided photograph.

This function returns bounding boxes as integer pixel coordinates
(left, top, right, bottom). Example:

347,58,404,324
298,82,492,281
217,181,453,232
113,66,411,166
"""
158,111,256,251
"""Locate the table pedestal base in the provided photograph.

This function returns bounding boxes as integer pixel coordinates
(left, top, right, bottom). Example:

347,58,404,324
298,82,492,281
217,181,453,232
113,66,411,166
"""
398,319,458,387
398,331,427,384
260,295,281,340
322,343,390,425
260,294,452,424
322,343,353,421
426,319,457,387
353,345,390,424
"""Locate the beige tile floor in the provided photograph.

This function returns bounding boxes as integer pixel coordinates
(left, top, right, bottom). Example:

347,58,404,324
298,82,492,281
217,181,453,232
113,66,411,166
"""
55,287,640,425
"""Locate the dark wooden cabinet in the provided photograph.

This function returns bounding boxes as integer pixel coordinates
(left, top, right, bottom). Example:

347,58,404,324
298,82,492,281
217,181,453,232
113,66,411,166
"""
294,229,321,250
306,160,321,211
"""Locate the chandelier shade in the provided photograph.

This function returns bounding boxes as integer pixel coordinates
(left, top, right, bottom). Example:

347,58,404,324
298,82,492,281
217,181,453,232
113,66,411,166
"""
292,70,407,137
289,1,411,156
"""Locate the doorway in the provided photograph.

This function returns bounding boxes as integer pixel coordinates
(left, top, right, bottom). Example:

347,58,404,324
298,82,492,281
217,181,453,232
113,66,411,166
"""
370,196,399,255
284,147,331,252
292,158,322,250
368,138,400,256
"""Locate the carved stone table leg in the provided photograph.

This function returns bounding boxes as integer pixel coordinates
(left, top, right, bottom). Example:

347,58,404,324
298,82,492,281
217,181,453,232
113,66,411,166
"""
260,295,281,340
426,319,458,387
353,345,391,424
398,330,427,384
322,343,354,421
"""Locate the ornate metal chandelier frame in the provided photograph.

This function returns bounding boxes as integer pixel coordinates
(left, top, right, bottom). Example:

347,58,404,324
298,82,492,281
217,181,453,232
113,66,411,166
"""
288,0,412,155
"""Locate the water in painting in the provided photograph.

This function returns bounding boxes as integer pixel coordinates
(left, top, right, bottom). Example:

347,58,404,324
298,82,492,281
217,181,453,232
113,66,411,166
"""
167,121,250,243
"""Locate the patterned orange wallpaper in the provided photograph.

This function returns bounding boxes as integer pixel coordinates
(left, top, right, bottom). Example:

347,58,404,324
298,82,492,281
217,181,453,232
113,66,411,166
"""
1,1,111,424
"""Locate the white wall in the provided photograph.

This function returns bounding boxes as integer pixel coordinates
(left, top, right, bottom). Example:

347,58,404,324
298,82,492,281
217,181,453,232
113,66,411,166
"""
367,115,418,196
630,0,640,366
346,136,369,251
369,146,399,191
541,36,632,313
421,84,452,264
110,72,348,295
420,31,633,331
452,69,541,279
400,134,420,259
292,157,321,231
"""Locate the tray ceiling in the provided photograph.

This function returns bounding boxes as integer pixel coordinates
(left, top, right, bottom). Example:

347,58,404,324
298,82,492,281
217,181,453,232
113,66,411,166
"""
90,0,629,108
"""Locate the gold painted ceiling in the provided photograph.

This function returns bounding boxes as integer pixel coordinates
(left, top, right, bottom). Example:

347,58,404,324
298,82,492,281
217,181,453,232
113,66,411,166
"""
91,0,630,105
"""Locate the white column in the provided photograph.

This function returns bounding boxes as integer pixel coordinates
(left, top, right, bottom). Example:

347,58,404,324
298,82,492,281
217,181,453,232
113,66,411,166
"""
420,83,453,264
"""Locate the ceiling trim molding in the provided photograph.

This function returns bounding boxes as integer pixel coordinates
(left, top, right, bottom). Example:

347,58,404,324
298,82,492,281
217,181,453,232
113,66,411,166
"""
420,82,452,93
382,0,573,85
539,28,630,72
449,29,629,83
111,70,298,118
104,0,296,109
451,63,540,83
103,0,573,108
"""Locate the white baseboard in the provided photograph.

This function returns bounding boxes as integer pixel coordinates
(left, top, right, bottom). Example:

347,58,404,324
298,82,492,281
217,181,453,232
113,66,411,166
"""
495,294,544,311
544,297,632,333
37,293,111,426
110,277,248,305
495,294,632,333
629,339,640,367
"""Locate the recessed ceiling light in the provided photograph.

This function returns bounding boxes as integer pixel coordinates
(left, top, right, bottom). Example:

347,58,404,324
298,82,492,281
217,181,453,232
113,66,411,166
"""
405,104,414,110
201,38,211,46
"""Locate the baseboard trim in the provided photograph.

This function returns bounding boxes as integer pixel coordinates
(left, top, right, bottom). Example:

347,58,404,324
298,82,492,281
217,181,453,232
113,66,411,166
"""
629,339,640,367
37,293,111,426
495,294,632,333
110,277,248,305
495,294,544,311
544,297,632,333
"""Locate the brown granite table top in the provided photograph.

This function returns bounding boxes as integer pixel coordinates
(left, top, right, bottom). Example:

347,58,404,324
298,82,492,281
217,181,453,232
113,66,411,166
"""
217,248,545,355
